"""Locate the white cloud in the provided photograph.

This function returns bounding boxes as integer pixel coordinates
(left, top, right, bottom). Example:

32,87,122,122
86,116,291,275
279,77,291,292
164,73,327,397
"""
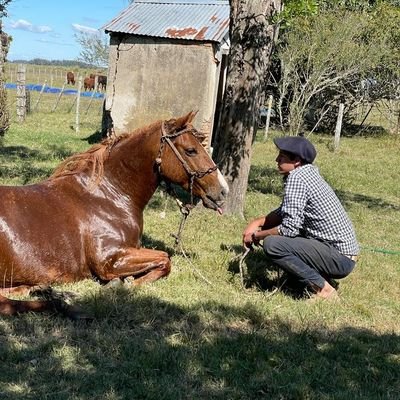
10,19,52,34
72,23,99,35
36,38,75,47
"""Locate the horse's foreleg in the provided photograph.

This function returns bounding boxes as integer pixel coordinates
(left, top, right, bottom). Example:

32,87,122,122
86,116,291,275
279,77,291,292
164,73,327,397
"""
0,293,54,315
99,248,171,285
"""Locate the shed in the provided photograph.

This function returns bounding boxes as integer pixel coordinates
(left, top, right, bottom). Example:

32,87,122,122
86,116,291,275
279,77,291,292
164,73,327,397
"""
103,0,230,148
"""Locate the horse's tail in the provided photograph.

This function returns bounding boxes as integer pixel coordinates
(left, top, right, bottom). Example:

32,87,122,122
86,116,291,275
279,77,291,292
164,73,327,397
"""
0,287,92,321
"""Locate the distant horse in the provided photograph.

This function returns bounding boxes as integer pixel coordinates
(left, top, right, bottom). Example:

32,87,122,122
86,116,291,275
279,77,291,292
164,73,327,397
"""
89,73,107,91
66,71,75,85
83,76,95,91
97,75,107,91
0,112,228,317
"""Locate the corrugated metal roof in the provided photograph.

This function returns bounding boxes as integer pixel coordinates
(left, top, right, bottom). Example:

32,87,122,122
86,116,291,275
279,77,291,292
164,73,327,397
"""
103,0,230,43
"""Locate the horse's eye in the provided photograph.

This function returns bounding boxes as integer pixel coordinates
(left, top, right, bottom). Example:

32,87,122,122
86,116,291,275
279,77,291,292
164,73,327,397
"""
185,148,197,156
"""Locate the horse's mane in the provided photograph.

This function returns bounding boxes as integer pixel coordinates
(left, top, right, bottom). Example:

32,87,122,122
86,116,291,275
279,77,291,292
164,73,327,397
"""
50,133,130,184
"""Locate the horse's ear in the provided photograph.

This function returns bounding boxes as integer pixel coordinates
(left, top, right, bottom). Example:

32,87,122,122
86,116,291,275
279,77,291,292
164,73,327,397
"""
186,110,198,124
166,111,198,132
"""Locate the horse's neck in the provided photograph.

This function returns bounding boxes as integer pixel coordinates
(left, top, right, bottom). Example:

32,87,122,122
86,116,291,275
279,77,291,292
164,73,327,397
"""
105,130,161,209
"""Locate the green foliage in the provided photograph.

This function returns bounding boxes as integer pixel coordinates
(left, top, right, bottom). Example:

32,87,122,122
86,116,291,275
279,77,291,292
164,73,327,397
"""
277,0,319,27
270,3,400,133
75,31,109,68
0,0,12,18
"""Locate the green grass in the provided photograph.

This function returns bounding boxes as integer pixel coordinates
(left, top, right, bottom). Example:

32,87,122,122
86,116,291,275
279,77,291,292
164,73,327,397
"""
0,91,399,399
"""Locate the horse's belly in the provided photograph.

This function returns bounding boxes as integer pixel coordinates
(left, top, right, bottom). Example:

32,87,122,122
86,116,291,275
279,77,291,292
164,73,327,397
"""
0,212,90,286
0,238,90,286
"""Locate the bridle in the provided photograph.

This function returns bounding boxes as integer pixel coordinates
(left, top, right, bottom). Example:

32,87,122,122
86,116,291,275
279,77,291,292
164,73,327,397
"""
155,121,218,204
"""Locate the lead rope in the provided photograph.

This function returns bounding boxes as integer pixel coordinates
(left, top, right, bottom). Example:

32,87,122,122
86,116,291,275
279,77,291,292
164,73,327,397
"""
235,242,280,295
165,188,213,286
157,122,218,286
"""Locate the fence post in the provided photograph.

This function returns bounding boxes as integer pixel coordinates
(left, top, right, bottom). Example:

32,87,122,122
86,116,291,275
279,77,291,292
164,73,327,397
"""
85,88,98,115
26,89,31,114
16,64,26,123
33,80,47,111
264,95,273,140
334,103,345,151
52,83,65,112
75,76,82,134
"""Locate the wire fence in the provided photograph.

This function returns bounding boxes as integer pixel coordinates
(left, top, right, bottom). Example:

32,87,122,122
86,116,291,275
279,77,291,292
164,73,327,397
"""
4,63,106,131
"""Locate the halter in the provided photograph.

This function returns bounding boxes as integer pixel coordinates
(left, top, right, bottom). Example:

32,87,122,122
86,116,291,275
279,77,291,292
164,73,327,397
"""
155,121,218,205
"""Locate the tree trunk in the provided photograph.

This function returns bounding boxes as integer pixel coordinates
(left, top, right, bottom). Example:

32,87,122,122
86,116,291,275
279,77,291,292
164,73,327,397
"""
0,20,10,135
212,0,281,217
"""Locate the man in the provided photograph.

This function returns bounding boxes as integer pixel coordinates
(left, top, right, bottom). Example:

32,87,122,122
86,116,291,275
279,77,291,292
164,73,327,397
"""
243,136,359,299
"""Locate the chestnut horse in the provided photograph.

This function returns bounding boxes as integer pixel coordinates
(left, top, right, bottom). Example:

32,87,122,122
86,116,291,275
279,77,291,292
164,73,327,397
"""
66,71,75,85
0,112,228,317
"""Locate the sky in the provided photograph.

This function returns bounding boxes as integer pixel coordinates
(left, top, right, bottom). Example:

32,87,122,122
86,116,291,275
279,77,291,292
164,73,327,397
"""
3,0,131,61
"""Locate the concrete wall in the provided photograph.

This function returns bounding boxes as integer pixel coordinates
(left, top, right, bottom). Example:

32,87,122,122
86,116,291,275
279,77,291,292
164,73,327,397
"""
105,34,221,148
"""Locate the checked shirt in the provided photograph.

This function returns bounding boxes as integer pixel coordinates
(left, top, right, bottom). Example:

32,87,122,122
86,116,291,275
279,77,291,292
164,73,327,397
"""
274,164,359,255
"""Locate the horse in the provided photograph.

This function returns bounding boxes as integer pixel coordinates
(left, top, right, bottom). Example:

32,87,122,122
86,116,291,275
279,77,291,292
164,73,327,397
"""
89,74,107,91
0,111,229,317
83,76,95,91
97,75,107,91
66,71,75,85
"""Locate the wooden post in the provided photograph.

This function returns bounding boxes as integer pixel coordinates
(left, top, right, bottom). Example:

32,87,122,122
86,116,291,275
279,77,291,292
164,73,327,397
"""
16,64,26,123
26,89,31,114
33,80,47,111
264,95,273,140
75,76,82,133
334,103,345,151
52,83,65,112
85,88,97,115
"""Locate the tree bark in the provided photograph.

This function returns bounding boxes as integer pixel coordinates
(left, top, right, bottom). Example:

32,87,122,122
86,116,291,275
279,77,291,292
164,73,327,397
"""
0,20,10,135
213,0,281,217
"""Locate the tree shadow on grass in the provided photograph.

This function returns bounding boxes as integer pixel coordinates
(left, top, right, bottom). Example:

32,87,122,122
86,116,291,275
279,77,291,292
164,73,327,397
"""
335,190,400,212
82,130,105,144
0,290,398,399
0,144,74,162
0,144,75,184
247,165,282,195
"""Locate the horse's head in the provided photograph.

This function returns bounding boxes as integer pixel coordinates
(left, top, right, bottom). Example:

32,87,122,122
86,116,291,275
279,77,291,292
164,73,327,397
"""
156,112,229,214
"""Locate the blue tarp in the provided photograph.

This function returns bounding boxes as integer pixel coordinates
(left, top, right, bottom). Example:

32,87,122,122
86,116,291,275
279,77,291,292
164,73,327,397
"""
4,83,105,98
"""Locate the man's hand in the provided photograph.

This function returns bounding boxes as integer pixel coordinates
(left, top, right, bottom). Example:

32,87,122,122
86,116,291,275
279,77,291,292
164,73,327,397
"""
242,230,259,249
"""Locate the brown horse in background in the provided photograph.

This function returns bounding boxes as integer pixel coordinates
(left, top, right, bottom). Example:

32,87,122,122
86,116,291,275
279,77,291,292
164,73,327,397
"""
0,112,228,317
83,76,95,90
66,71,75,85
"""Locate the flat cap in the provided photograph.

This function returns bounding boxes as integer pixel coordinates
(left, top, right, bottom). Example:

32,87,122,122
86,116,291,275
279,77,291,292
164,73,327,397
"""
273,136,317,164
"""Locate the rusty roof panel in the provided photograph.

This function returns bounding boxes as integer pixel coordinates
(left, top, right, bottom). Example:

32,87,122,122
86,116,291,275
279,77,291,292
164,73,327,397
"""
103,0,230,43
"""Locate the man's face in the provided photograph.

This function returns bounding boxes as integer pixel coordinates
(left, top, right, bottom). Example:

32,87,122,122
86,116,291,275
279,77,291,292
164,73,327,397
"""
275,151,301,175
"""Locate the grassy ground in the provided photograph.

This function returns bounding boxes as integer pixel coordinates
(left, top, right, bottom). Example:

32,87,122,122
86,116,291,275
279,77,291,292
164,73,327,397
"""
0,92,399,399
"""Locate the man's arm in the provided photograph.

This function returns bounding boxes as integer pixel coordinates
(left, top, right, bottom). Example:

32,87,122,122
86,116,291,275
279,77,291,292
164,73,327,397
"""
243,211,282,248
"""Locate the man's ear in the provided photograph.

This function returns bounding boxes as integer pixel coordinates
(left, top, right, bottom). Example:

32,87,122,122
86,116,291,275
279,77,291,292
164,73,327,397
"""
294,157,302,168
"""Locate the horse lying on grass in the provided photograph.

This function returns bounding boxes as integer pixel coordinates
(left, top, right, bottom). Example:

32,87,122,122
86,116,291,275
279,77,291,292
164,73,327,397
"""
0,111,228,318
